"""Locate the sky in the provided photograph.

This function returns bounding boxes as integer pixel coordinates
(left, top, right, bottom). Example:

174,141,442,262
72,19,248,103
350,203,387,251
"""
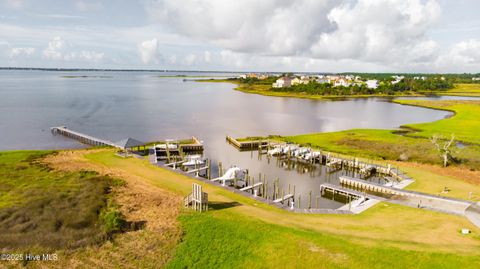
0,0,479,73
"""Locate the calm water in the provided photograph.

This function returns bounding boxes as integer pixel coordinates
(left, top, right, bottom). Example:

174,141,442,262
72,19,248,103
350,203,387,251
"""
0,70,463,208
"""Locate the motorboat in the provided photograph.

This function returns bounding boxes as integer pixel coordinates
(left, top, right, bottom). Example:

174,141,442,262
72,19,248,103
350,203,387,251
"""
155,143,178,150
267,146,283,156
183,154,204,166
304,151,321,160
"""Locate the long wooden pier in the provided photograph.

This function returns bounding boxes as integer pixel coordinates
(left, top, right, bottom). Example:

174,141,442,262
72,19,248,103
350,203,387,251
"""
51,126,120,148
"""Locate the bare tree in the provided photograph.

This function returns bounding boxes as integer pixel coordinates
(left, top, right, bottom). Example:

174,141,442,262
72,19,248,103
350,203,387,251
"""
430,134,456,167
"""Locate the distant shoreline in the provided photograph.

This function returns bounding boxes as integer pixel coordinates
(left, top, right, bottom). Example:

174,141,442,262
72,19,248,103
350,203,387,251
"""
0,67,243,73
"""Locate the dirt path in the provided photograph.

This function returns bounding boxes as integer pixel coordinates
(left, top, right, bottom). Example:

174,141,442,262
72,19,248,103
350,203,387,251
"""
39,149,182,268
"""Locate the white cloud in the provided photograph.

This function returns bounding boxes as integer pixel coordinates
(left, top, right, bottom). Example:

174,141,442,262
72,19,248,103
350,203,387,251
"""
145,0,336,56
42,36,104,62
9,47,36,57
43,36,68,60
70,50,104,62
448,39,480,64
138,38,161,64
435,39,480,71
145,0,441,66
310,0,441,63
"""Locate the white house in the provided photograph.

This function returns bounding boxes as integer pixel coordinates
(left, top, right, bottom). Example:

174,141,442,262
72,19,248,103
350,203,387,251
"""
366,80,379,89
291,77,302,86
391,75,404,85
272,77,292,88
334,78,350,87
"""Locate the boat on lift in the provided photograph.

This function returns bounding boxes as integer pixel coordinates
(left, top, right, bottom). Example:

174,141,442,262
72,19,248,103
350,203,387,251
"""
182,154,204,166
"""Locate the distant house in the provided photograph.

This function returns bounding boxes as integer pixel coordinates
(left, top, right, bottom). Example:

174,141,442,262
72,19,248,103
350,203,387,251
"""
473,77,480,81
334,78,349,87
366,80,379,89
316,77,330,84
291,77,302,86
391,75,404,84
258,74,269,80
272,77,293,88
299,76,313,84
239,74,247,79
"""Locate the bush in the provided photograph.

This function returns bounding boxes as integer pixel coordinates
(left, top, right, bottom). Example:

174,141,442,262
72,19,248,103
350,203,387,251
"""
101,210,126,235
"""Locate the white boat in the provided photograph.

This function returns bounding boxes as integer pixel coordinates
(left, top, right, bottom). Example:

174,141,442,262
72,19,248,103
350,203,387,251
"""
183,154,204,166
211,167,247,186
267,146,282,156
155,144,178,150
293,147,310,157
282,145,298,154
304,151,321,160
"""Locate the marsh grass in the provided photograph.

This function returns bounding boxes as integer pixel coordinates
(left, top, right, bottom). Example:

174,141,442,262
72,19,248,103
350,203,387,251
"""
0,151,125,250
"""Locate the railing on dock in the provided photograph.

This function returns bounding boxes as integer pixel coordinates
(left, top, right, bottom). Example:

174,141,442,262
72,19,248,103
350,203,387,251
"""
226,135,269,150
51,126,120,148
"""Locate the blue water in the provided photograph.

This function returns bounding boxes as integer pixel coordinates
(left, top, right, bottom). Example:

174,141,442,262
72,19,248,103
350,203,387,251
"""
0,70,467,208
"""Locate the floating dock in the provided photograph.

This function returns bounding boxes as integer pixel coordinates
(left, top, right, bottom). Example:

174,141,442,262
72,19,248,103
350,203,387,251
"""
226,135,269,150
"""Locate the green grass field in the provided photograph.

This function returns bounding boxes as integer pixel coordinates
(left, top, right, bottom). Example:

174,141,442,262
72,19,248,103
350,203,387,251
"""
167,211,480,269
82,150,480,268
394,100,480,144
438,84,480,96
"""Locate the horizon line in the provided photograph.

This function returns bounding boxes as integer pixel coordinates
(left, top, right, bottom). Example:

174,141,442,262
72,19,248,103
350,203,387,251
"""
0,67,479,75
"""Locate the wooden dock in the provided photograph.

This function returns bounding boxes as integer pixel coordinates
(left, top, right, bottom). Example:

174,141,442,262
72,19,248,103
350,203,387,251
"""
226,135,269,150
273,193,294,203
179,136,204,151
321,183,368,199
51,126,120,148
239,182,263,192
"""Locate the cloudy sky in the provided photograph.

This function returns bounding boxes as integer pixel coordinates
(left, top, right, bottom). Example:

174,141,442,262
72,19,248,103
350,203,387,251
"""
0,0,479,72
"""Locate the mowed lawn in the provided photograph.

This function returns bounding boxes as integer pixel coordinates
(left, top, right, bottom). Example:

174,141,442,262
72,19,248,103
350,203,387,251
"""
85,151,480,268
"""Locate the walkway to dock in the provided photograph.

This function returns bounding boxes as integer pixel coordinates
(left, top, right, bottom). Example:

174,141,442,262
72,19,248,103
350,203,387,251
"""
465,203,480,228
51,126,120,148
339,175,476,222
